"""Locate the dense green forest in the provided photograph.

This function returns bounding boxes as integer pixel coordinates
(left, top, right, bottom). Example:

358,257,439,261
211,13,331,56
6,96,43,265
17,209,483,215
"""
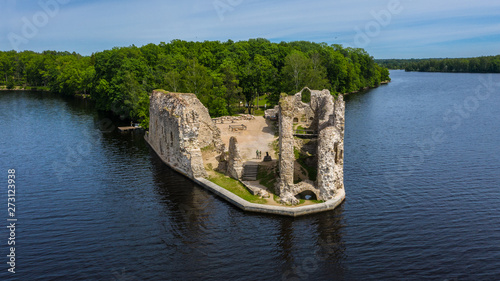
0,39,390,128
375,59,429,70
377,55,500,73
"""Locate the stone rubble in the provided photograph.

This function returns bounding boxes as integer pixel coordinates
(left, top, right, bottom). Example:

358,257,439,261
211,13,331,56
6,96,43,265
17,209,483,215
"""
212,114,255,124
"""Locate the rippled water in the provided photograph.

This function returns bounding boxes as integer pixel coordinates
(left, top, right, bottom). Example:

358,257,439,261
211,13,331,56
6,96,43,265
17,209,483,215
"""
1,70,499,280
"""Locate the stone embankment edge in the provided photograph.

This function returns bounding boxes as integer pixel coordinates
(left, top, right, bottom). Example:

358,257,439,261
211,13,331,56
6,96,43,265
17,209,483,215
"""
195,178,345,217
145,133,345,217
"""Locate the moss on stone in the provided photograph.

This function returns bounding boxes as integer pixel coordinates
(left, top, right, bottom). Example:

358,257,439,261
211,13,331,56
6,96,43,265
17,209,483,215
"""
279,94,295,116
154,89,168,94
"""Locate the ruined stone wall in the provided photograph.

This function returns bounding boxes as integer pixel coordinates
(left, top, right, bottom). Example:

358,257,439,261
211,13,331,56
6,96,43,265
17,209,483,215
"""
278,94,297,204
291,93,315,122
213,114,255,123
277,88,345,204
332,94,345,191
146,90,223,178
226,137,243,180
315,92,342,200
264,105,279,119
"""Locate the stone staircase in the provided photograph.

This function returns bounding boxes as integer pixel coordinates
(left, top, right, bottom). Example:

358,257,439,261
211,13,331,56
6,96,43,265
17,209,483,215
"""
242,163,259,181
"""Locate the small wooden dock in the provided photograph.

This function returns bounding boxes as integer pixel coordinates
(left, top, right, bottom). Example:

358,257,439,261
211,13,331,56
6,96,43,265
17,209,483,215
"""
118,126,142,132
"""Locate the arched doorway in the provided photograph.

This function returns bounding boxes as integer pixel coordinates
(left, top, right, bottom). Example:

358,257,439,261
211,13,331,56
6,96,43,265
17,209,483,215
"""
295,190,318,201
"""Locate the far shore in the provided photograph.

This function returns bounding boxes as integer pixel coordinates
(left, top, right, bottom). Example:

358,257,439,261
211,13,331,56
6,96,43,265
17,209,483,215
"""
0,87,90,99
0,86,48,91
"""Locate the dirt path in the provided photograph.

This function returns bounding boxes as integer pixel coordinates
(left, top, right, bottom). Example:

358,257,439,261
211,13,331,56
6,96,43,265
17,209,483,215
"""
216,116,277,161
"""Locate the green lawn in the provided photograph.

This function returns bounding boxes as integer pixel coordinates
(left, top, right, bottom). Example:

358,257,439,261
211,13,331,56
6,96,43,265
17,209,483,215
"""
208,171,267,204
208,161,324,206
294,147,317,182
252,95,269,107
254,108,265,116
257,165,277,192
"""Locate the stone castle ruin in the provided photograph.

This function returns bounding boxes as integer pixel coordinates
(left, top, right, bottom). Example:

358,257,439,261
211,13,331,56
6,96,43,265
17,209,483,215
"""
145,90,224,178
277,88,345,205
145,88,345,207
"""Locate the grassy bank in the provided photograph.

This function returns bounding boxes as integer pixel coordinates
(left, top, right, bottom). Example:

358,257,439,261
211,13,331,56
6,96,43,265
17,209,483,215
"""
208,171,267,204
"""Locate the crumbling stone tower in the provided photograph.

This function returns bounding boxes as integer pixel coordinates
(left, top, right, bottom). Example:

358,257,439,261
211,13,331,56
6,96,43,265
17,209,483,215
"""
277,88,345,205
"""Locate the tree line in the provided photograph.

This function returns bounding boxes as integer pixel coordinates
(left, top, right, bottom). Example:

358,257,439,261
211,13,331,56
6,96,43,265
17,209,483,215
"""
376,55,500,73
0,39,390,128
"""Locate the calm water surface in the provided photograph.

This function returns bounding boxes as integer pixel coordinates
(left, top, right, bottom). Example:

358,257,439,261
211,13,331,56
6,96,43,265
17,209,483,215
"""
0,70,499,280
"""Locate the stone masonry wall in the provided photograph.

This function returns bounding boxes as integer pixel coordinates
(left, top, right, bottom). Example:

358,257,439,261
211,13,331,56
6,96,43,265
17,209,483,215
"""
315,91,339,200
278,94,298,204
226,136,243,180
277,88,345,204
333,94,345,191
146,90,223,178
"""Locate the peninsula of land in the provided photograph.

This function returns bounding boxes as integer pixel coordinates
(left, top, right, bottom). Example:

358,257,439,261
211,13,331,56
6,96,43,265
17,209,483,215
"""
145,88,346,216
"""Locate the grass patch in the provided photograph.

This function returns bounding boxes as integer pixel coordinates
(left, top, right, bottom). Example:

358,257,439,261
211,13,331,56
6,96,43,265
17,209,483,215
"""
270,139,279,155
208,171,266,204
252,95,269,106
294,147,317,181
206,163,213,171
229,105,266,116
257,164,281,202
298,158,317,181
201,144,215,153
295,125,314,134
257,165,277,193
294,147,301,160
254,108,265,116
153,89,168,94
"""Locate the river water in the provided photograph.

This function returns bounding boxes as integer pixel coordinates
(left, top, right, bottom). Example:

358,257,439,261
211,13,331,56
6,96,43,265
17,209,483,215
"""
0,70,499,280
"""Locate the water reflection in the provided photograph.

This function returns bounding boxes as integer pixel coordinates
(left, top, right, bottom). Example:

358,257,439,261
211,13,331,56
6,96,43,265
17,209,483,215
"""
277,208,347,280
314,209,348,278
149,151,215,256
149,146,348,279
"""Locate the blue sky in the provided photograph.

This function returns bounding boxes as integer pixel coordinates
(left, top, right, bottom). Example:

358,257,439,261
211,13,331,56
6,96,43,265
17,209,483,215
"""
1,0,499,58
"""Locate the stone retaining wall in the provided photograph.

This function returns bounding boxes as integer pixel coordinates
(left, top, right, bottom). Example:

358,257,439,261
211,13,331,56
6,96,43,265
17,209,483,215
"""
146,132,345,217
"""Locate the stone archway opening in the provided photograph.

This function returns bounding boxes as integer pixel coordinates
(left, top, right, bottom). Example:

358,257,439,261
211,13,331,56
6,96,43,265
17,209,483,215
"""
295,190,318,201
